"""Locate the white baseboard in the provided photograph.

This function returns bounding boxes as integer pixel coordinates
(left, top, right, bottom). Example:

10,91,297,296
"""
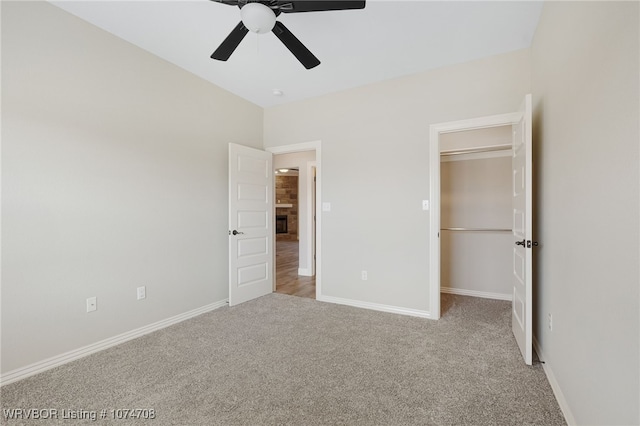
0,299,228,386
441,286,512,301
317,295,432,319
533,337,576,426
297,267,313,276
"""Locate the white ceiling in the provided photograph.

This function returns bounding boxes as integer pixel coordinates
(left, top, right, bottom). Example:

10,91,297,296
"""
51,0,543,107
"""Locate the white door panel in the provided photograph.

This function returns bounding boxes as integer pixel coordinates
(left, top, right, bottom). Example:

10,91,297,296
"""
229,143,273,306
511,94,533,365
238,238,269,258
237,263,268,286
237,211,268,228
237,184,268,202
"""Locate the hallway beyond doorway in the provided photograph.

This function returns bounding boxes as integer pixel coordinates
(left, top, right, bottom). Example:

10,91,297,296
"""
275,240,315,299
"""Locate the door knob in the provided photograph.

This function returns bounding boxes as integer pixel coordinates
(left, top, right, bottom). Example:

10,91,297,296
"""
515,239,525,246
231,230,244,235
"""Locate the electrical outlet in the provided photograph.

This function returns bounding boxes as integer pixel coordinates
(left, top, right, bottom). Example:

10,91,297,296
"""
137,286,146,300
361,270,368,281
86,297,97,313
548,313,553,331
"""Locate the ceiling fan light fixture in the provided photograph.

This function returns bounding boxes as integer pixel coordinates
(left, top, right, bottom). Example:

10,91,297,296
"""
241,3,276,34
210,0,366,68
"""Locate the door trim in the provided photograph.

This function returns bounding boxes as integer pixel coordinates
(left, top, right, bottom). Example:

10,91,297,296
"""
429,113,520,319
305,160,317,277
267,141,322,299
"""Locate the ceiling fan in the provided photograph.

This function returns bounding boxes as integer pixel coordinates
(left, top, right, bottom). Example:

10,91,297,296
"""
210,0,366,69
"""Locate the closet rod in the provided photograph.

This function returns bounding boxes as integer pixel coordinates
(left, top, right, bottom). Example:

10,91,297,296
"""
440,145,511,157
441,227,512,232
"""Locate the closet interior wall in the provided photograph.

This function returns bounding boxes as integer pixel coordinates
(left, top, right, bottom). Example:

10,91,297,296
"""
440,126,513,300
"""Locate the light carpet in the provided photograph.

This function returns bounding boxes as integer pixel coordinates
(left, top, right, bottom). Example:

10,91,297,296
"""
0,293,565,425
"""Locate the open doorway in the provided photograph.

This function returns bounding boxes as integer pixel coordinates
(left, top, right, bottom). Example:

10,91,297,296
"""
271,148,318,299
439,126,513,315
428,109,525,320
429,95,533,365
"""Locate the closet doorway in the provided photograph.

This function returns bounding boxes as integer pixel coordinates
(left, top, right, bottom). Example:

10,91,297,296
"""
428,95,534,365
439,126,513,307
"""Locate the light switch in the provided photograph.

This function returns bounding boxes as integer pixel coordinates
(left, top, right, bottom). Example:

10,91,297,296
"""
422,200,429,211
322,202,331,212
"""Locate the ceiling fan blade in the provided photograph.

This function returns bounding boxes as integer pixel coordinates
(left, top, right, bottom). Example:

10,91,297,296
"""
211,22,249,61
272,21,320,69
278,1,365,13
209,0,240,6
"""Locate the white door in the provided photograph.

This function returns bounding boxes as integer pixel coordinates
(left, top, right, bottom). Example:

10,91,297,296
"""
228,143,273,306
511,94,533,365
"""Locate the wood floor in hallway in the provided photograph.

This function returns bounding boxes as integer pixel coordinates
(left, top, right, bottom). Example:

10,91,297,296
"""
275,240,316,299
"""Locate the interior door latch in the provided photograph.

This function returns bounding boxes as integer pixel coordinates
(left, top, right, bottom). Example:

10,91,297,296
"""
526,240,539,248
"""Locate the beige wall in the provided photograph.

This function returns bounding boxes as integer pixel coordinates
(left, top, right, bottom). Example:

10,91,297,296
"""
264,48,531,311
531,1,639,424
1,2,263,373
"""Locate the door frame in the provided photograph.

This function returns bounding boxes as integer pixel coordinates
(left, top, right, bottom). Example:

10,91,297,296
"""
429,113,520,319
307,160,317,277
267,141,322,298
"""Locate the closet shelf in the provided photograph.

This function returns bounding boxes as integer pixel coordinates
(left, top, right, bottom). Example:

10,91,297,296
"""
441,227,512,232
440,145,511,157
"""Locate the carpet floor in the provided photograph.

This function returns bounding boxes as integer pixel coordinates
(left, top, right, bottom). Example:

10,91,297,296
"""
1,293,565,425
